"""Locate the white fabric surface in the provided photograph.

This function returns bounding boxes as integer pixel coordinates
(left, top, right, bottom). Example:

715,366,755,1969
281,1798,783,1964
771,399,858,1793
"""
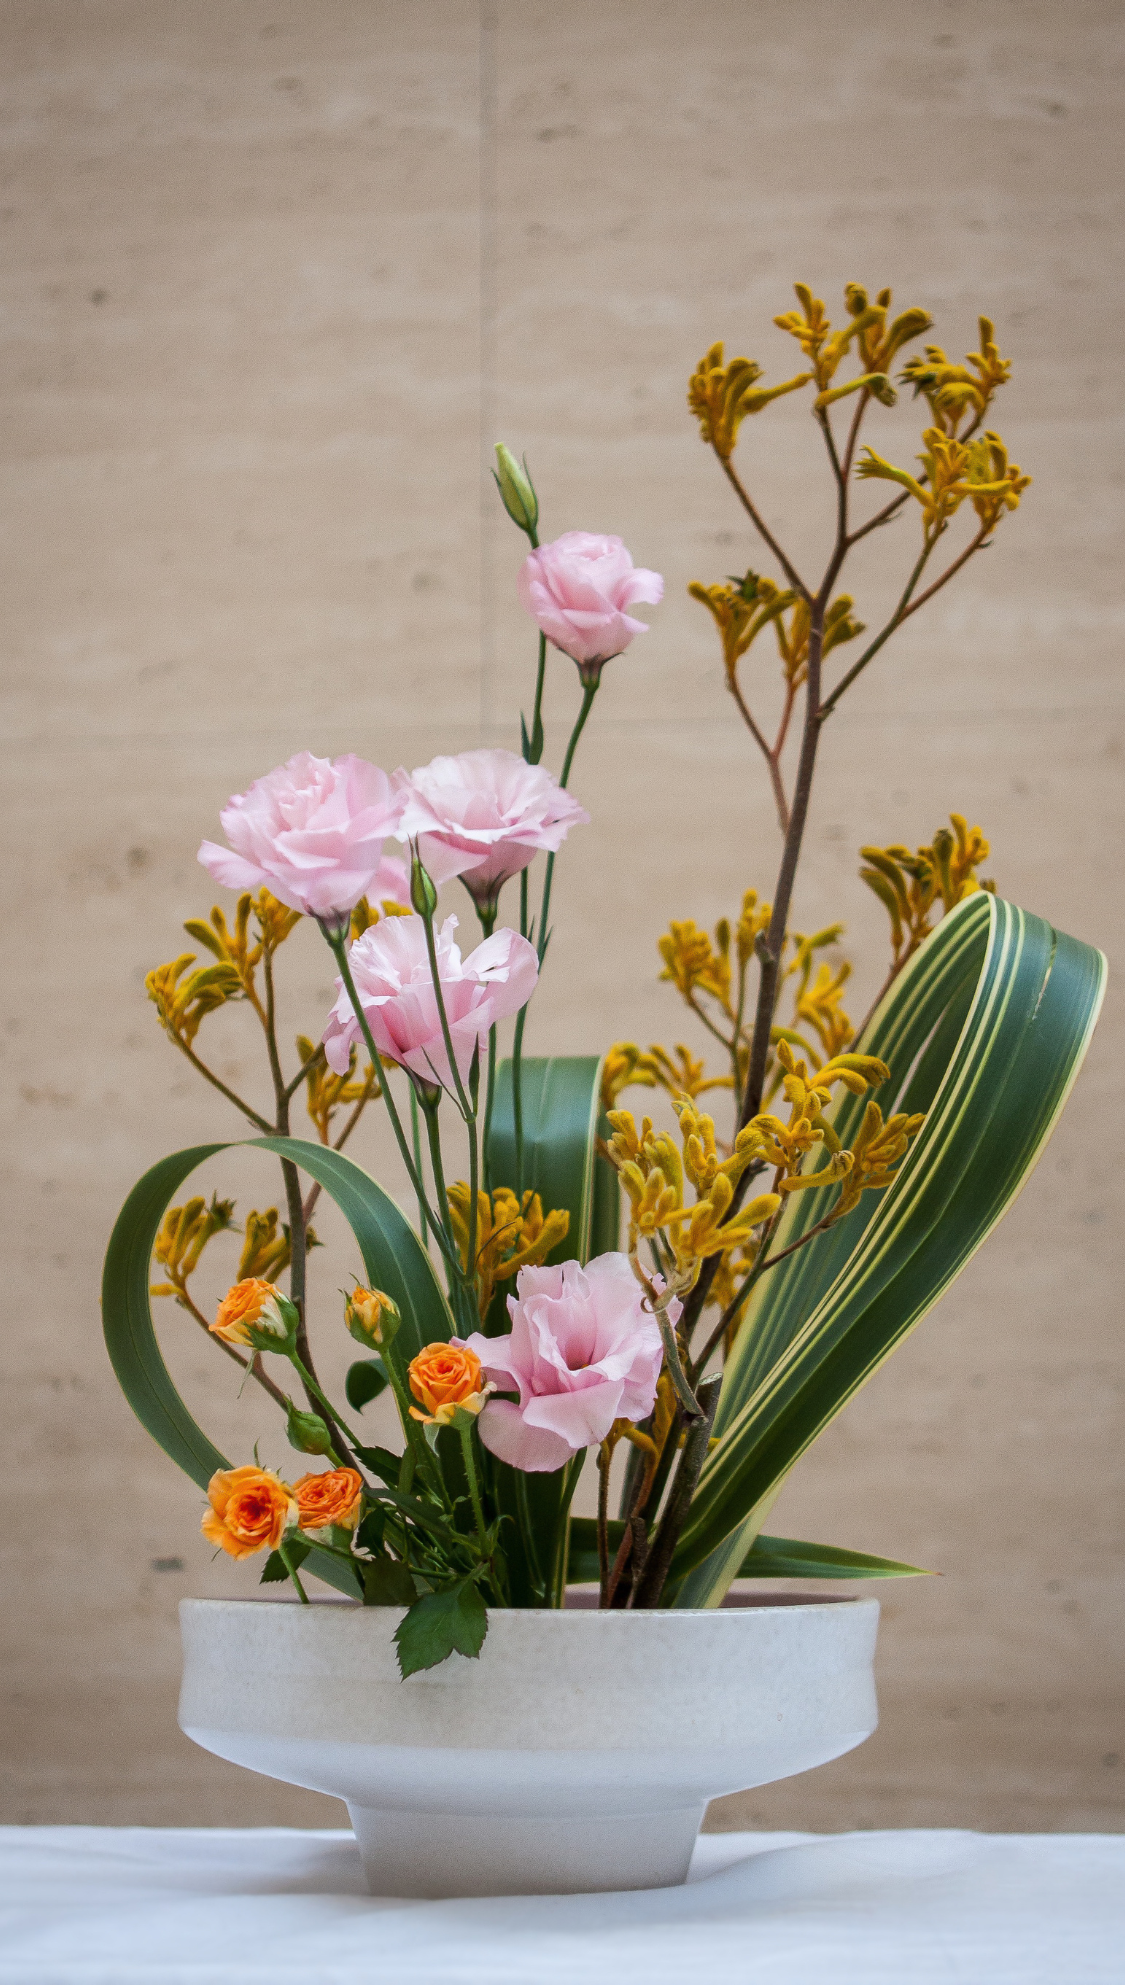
0,1824,1121,1985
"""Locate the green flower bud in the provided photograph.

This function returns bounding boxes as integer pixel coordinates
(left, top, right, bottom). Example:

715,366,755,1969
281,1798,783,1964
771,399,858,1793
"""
285,1400,335,1456
410,853,439,918
493,444,539,537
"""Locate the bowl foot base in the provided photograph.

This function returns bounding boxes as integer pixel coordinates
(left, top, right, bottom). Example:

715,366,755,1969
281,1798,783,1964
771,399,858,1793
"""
346,1799,706,1897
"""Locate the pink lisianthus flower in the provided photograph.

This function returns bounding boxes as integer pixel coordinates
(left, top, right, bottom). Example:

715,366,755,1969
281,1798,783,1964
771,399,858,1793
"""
516,532,664,685
395,748,589,913
457,1254,668,1473
367,852,411,910
322,912,537,1096
198,752,404,926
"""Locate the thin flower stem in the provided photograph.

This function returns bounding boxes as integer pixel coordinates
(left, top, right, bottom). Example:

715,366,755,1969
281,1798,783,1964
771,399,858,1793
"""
301,1074,377,1225
596,1442,612,1608
409,1087,430,1243
727,667,790,833
323,929,455,1271
534,680,597,971
176,1288,290,1408
279,1540,310,1603
691,1209,840,1380
284,1041,325,1103
525,631,547,765
549,1451,585,1607
458,1425,495,1584
818,536,937,719
846,488,910,547
718,455,811,601
417,894,475,1123
168,1035,273,1134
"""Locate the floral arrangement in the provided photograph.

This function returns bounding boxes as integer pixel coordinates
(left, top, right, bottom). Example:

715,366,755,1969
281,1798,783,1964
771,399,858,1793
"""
104,281,1105,1677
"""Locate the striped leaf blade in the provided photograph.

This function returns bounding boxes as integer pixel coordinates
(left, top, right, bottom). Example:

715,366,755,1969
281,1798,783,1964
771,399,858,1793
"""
672,894,1105,1603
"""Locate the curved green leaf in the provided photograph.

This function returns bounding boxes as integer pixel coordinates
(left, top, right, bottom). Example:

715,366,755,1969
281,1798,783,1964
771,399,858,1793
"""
485,1056,606,1603
734,1534,930,1580
101,1136,455,1596
565,1520,926,1585
486,1055,605,1260
673,894,1106,1603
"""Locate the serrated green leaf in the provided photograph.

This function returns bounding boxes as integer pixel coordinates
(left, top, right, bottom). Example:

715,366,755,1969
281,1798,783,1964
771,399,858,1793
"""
362,1558,417,1607
346,1357,389,1412
672,894,1106,1603
260,1542,310,1585
353,1443,402,1488
394,1579,488,1677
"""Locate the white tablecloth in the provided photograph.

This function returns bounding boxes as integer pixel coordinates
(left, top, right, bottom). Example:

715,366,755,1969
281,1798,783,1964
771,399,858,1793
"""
1,1825,1121,1983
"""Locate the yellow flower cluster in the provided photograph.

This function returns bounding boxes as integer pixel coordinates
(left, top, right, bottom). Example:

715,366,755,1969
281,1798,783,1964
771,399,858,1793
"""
294,1031,380,1143
687,342,812,460
605,1100,781,1283
860,814,994,966
446,1184,570,1316
150,1193,236,1304
689,574,863,693
146,889,300,1049
858,426,1030,540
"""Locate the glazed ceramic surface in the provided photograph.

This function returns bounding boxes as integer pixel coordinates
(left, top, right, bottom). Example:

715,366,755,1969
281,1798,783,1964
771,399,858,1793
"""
179,1594,879,1897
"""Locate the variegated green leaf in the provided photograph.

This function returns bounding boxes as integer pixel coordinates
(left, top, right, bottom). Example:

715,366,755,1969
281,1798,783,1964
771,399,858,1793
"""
672,893,1105,1603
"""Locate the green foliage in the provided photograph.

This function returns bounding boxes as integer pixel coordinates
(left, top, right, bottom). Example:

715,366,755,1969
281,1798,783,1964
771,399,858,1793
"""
394,1579,488,1678
671,893,1106,1604
101,1135,456,1600
346,1358,389,1412
565,1519,924,1586
485,1056,606,1605
260,1542,310,1585
362,1559,417,1608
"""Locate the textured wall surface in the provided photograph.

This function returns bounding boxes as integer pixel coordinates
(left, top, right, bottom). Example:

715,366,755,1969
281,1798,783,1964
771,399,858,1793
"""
1,0,1121,1834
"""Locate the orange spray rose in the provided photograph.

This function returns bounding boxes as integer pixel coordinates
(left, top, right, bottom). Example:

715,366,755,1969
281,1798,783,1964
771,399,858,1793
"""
211,1278,287,1347
202,1465,295,1560
293,1467,364,1533
408,1341,488,1427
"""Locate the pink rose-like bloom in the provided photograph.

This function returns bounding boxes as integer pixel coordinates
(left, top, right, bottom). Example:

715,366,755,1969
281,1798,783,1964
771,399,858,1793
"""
198,752,404,924
322,912,537,1095
395,748,589,909
457,1254,668,1473
516,531,664,681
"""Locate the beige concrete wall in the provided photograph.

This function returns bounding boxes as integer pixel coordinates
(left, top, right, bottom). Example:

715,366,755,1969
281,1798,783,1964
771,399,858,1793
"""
1,0,1121,1834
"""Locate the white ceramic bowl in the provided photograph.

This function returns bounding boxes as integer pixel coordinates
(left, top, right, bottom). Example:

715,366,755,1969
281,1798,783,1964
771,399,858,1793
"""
179,1593,879,1897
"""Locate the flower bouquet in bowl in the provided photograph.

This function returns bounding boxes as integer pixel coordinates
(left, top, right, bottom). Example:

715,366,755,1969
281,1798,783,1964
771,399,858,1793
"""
104,281,1105,1896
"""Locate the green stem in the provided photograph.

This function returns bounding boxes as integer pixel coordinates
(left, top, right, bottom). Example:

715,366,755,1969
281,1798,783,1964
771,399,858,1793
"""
550,1451,586,1607
515,1469,546,1602
535,681,597,970
279,1540,310,1603
324,929,455,1272
409,1087,429,1244
417,894,475,1122
526,631,547,764
419,1091,469,1320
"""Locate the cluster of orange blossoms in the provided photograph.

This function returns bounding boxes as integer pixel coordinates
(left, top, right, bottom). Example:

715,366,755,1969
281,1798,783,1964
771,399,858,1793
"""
202,1463,363,1561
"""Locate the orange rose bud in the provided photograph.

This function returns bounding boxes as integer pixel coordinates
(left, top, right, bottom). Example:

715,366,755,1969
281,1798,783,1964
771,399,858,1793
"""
407,1341,488,1428
211,1278,295,1351
293,1467,364,1534
345,1285,401,1351
201,1465,295,1561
